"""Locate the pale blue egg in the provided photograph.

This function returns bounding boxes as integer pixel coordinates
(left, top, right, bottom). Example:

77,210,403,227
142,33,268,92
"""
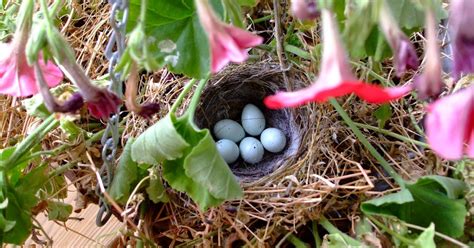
241,104,266,136
213,119,245,142
239,137,264,164
216,139,240,164
260,128,286,153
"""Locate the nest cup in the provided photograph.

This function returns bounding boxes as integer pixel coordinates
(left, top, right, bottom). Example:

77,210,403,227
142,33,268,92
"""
195,62,309,183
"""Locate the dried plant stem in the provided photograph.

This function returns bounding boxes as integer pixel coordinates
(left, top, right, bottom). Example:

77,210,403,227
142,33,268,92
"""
353,122,428,148
330,99,406,187
272,0,291,90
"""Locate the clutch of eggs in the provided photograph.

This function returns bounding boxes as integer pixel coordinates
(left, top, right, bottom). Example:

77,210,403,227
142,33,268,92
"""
214,104,287,165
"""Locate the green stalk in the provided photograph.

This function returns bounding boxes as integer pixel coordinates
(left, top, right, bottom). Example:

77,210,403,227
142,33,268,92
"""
183,76,210,121
287,234,308,248
330,99,406,187
3,115,59,171
353,122,428,148
171,79,197,113
319,217,361,246
368,216,417,246
312,221,322,248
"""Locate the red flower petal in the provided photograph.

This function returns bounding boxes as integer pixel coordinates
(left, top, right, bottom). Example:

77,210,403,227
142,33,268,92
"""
264,81,412,109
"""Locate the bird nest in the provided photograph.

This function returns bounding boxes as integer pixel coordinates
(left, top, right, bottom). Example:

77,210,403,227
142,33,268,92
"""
124,60,439,246
194,63,306,183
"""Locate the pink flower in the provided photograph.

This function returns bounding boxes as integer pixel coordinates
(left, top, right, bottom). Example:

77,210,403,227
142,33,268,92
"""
0,41,62,97
195,0,263,73
379,3,419,77
264,10,412,109
413,10,443,100
425,85,474,160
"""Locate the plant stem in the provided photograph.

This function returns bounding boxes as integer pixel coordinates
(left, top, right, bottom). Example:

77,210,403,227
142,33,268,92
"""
312,221,322,248
184,77,209,121
171,79,196,113
330,99,406,187
353,122,428,148
287,234,308,248
319,217,361,246
368,216,417,246
3,115,59,171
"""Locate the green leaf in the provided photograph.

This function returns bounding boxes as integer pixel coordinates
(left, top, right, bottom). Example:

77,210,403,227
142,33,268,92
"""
127,0,225,78
21,93,51,119
237,0,257,7
110,139,140,205
146,167,169,203
361,176,467,238
322,233,351,248
386,0,447,30
222,0,244,27
47,201,72,222
386,0,424,29
410,223,435,248
161,117,231,210
60,119,83,141
183,130,242,200
131,115,190,165
2,190,32,244
373,104,392,128
415,175,466,199
0,213,15,232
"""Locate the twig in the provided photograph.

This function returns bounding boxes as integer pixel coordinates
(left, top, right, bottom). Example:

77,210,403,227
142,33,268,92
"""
32,217,53,246
85,152,140,232
272,0,291,90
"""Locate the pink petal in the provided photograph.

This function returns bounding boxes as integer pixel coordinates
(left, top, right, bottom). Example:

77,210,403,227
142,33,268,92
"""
225,26,264,48
264,80,411,109
210,36,231,73
425,86,474,160
468,125,474,158
353,84,413,103
0,43,62,97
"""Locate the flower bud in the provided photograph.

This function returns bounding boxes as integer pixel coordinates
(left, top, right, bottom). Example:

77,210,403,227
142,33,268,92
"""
291,0,319,20
450,0,474,80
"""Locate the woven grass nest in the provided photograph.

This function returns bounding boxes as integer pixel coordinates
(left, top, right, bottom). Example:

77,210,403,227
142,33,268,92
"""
194,63,306,183
127,60,439,246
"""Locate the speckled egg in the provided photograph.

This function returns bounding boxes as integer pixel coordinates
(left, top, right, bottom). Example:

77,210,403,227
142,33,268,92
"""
260,128,286,153
216,139,240,164
239,137,264,164
241,104,266,136
213,119,245,142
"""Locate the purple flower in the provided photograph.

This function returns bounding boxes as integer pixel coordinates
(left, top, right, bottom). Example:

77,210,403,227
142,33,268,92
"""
291,0,319,20
124,62,160,119
85,88,121,119
450,0,474,80
379,3,419,77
